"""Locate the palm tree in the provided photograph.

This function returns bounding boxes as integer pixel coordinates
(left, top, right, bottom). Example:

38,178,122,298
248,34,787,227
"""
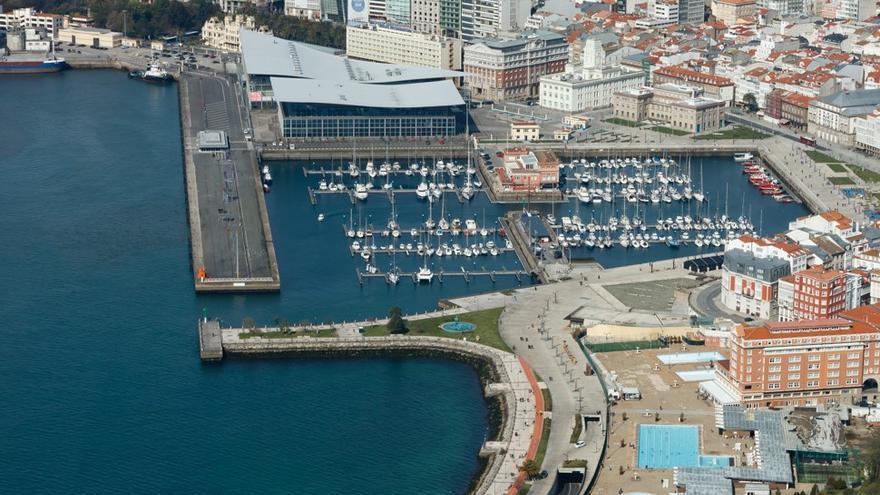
520,459,540,478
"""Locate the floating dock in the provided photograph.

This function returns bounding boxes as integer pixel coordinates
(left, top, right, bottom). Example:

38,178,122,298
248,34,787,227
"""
179,72,280,292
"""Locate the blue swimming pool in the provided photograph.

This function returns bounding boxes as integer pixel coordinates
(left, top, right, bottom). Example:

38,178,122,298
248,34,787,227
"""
637,425,731,469
657,352,725,365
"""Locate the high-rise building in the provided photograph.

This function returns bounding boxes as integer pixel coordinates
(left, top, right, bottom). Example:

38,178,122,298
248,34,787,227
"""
385,0,412,24
711,0,756,25
411,0,440,33
346,22,462,71
837,0,874,21
439,0,460,33
460,0,530,42
677,0,705,23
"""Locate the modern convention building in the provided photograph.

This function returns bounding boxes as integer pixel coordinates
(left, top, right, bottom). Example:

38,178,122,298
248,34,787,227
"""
240,30,466,139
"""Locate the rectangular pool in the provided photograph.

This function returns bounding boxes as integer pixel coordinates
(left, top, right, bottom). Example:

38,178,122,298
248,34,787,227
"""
657,351,725,365
637,424,731,469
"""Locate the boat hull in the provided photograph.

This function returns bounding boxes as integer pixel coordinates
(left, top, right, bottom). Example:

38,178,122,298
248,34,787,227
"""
0,60,67,74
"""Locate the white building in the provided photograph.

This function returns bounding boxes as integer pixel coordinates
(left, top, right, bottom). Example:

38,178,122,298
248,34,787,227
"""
539,38,643,112
756,0,804,15
202,16,266,52
837,0,874,21
808,89,880,147
647,0,680,27
346,22,462,71
854,110,880,157
0,8,63,38
57,26,121,48
460,0,530,42
284,0,322,18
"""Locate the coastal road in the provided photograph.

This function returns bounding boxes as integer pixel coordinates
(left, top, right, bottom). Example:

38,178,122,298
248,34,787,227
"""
182,71,274,280
689,280,745,323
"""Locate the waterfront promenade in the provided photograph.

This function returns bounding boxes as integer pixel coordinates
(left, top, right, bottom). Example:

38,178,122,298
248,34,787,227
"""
179,71,280,291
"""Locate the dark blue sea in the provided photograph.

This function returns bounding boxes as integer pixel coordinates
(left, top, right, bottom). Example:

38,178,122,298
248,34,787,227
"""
0,70,489,494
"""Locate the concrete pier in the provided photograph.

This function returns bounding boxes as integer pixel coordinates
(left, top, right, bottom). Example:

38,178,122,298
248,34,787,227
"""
198,319,223,361
179,72,280,292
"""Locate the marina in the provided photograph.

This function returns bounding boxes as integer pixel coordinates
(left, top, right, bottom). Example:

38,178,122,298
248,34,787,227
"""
273,151,807,289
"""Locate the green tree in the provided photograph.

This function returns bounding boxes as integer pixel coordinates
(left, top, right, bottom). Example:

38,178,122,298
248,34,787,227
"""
811,484,820,495
387,306,408,334
865,428,880,482
520,459,540,478
743,93,758,113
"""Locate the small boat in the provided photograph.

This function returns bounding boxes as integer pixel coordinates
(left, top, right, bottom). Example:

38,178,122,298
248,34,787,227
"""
416,181,429,199
355,183,369,201
317,213,325,222
734,152,754,162
416,266,434,283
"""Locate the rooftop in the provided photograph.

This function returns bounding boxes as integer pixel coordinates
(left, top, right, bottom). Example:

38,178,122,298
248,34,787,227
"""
270,77,465,108
241,30,463,83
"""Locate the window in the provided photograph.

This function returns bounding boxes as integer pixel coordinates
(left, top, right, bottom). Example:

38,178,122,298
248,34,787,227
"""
808,372,820,379
769,365,781,372
769,357,781,363
807,381,819,387
827,379,839,386
788,382,799,389
809,354,821,362
789,356,801,363
808,364,820,370
788,365,801,371
768,383,781,390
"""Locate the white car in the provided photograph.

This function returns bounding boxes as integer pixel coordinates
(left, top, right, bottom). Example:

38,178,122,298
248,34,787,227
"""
575,441,586,448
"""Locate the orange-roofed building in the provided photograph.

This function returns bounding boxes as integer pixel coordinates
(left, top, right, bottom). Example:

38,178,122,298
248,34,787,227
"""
714,305,880,407
652,65,736,104
494,148,559,192
777,266,848,322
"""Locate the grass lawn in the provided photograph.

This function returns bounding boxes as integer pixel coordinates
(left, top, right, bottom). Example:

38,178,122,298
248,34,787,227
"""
533,417,553,468
806,150,838,163
604,117,641,128
361,307,510,352
562,459,588,468
847,164,880,183
694,126,770,140
569,415,583,443
542,388,552,412
239,328,337,339
517,483,532,495
650,126,690,136
826,163,847,173
829,177,856,186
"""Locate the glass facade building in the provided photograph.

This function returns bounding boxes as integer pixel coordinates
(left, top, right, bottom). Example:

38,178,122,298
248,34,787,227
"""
281,102,466,138
385,0,411,24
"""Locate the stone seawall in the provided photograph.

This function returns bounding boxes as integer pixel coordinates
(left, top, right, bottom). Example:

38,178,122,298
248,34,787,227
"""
222,334,530,495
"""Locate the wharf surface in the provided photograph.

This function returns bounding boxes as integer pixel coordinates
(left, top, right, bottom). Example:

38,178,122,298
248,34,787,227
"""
199,319,544,495
179,72,280,292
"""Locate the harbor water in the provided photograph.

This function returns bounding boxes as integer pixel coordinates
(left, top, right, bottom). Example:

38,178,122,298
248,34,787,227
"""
0,70,489,494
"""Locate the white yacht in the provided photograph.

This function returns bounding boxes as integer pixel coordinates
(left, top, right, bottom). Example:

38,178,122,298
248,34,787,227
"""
416,266,434,283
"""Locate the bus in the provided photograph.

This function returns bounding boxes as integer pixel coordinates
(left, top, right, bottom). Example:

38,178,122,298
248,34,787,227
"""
799,136,817,147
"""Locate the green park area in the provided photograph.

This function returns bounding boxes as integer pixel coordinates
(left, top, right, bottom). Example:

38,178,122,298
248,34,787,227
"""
694,126,770,140
362,307,509,352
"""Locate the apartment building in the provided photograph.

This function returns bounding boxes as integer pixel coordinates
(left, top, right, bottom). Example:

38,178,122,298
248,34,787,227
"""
410,0,440,33
711,0,755,26
808,89,880,147
0,8,63,38
678,0,705,23
202,16,265,52
721,235,811,319
464,30,567,102
764,89,813,130
652,66,736,104
854,110,880,157
647,0,680,27
716,305,880,407
346,22,462,71
284,0,322,18
755,0,804,15
777,267,848,322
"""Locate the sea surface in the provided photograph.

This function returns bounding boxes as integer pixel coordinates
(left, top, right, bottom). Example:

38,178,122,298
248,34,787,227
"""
0,70,489,494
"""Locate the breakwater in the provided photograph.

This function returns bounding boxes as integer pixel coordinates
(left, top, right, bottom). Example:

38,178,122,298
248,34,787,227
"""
205,323,543,495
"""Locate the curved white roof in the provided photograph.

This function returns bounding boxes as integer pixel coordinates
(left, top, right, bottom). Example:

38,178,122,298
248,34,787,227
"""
270,77,465,108
241,30,464,83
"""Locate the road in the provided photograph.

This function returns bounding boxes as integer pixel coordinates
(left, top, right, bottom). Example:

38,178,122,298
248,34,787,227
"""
689,280,745,323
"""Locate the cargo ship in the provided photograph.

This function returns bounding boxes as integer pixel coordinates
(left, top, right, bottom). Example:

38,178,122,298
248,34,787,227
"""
0,54,67,74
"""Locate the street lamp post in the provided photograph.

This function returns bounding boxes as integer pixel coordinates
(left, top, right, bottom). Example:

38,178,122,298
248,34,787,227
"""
122,10,127,39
